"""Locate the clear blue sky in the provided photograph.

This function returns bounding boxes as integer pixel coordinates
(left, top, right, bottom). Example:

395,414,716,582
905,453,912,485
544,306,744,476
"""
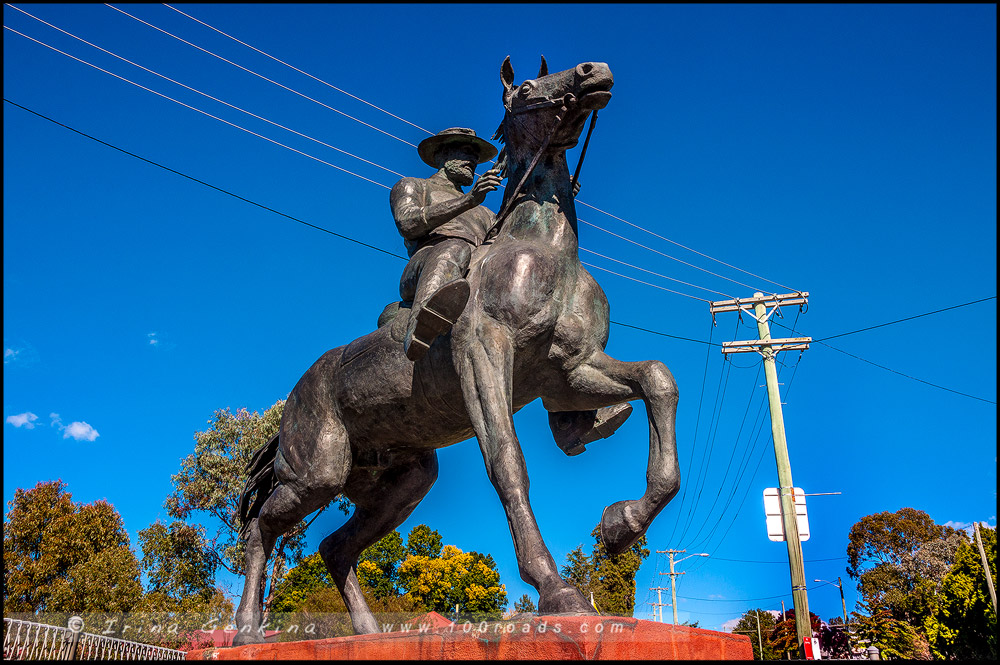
4,4,996,632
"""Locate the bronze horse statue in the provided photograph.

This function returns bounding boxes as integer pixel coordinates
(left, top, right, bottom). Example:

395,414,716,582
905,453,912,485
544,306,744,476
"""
233,57,680,643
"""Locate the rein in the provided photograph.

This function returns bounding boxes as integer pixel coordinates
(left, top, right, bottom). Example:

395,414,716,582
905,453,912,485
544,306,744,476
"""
492,92,599,231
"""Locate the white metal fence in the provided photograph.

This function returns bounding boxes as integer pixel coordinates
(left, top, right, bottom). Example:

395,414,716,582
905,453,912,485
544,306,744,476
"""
3,617,187,661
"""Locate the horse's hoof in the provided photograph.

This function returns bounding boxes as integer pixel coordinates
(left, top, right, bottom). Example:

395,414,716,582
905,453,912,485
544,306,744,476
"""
601,500,645,556
538,584,597,616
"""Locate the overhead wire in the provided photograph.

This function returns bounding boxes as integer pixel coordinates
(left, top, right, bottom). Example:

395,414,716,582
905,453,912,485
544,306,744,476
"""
3,25,393,190
6,4,406,181
102,3,419,148
4,10,747,304
108,3,801,297
813,296,996,342
4,97,721,347
161,3,435,136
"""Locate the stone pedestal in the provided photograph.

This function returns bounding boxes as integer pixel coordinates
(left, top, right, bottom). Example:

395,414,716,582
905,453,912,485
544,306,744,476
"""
186,613,752,660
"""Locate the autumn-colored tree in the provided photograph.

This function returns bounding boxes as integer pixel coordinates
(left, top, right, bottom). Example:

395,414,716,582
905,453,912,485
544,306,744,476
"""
767,609,823,659
3,480,142,615
850,598,923,659
730,609,779,660
397,544,507,619
356,529,406,599
560,524,649,617
164,401,350,620
931,525,996,660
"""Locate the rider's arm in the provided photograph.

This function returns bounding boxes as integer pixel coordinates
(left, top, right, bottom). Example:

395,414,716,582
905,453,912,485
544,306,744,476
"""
390,178,479,241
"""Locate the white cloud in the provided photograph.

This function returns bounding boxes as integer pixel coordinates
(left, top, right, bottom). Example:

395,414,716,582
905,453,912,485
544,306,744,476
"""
148,332,159,346
6,412,39,429
4,348,19,363
50,412,63,428
63,421,99,442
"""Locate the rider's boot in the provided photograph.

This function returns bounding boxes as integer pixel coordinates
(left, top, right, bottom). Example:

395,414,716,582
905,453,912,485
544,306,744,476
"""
548,403,634,456
404,279,471,362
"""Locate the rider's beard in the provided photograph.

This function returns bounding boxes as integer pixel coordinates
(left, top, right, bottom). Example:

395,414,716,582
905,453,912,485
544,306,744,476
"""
444,160,475,186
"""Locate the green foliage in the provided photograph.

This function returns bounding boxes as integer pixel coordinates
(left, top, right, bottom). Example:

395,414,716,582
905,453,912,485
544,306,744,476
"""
358,530,407,599
731,609,778,660
846,507,958,614
513,593,536,614
270,552,332,616
406,524,443,558
3,480,142,614
931,525,997,660
139,521,217,602
164,400,350,616
559,524,650,617
850,598,924,659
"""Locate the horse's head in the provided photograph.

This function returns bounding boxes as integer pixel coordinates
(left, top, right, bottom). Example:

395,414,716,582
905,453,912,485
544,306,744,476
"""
494,56,614,168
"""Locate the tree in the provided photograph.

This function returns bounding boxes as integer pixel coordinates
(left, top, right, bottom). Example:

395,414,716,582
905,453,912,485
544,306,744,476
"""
513,593,536,614
846,507,958,615
397,544,507,619
768,609,823,660
356,530,407,600
850,598,923,660
820,616,853,660
164,401,350,620
560,524,650,617
932,525,996,660
3,480,142,614
405,524,443,558
730,609,778,660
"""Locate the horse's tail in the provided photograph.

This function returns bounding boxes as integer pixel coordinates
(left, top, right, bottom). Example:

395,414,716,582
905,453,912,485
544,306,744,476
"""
238,432,280,538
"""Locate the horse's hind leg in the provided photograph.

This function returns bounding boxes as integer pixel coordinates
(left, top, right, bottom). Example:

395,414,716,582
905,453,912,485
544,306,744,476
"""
234,411,352,645
544,350,680,556
318,450,438,635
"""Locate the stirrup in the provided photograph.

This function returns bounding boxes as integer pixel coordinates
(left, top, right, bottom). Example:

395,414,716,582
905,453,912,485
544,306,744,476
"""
404,280,471,362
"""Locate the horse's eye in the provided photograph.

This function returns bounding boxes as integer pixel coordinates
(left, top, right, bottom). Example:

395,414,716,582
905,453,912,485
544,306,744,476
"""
519,82,533,97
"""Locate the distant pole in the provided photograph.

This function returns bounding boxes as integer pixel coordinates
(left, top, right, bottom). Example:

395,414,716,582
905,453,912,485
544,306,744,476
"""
974,522,997,611
669,550,680,625
838,577,849,624
754,610,764,658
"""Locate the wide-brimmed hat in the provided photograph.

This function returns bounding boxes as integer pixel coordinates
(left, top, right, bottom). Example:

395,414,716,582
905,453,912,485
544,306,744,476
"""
417,127,498,168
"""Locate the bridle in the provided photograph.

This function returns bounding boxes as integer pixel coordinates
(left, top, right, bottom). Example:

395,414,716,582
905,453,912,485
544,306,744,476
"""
492,91,598,229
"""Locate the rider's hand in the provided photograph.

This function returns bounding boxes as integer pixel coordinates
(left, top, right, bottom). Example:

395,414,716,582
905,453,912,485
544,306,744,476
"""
470,166,503,204
572,180,582,197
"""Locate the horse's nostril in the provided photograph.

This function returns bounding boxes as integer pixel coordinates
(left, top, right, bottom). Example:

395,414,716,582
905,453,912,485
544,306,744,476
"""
577,63,593,77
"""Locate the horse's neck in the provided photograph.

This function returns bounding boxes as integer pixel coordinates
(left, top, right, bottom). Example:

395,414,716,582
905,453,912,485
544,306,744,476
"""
501,155,579,253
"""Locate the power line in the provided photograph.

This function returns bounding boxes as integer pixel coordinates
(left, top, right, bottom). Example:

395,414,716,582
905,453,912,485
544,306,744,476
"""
103,3,419,148
7,5,406,180
769,318,997,405
5,97,721,349
161,3,434,136
114,3,799,297
5,16,755,304
813,296,997,342
3,98,404,261
708,556,848,564
3,25,394,190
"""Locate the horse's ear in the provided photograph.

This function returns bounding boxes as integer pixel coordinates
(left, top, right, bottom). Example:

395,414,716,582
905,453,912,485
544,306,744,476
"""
538,55,548,78
501,56,515,92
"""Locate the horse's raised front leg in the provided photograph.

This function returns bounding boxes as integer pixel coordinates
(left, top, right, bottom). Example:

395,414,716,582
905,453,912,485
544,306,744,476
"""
545,350,680,556
456,320,595,615
318,450,438,636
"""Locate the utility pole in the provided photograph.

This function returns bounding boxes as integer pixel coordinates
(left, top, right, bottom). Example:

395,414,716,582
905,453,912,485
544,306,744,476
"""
710,291,812,658
650,586,670,622
657,549,709,624
754,610,764,658
974,522,997,611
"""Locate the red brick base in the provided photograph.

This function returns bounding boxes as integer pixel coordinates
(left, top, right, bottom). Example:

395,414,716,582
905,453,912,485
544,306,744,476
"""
186,613,752,660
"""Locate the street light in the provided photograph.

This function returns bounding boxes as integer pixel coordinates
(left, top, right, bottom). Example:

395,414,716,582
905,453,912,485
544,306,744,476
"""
659,551,709,625
814,577,848,625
